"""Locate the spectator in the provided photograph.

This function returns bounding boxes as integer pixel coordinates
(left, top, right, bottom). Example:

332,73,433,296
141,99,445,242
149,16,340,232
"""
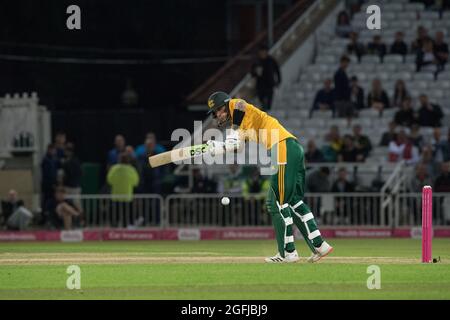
107,153,139,201
135,132,166,159
121,78,139,108
392,80,410,109
250,45,281,110
352,124,372,158
411,26,432,54
380,121,397,146
305,139,325,163
54,132,67,161
307,167,331,192
394,97,415,127
61,142,82,213
125,145,139,172
434,31,449,72
331,167,355,225
390,31,408,56
325,125,344,155
137,137,164,194
434,161,450,192
242,167,270,199
218,165,243,194
310,78,335,117
347,32,365,61
420,145,440,180
41,144,59,213
191,168,217,193
431,128,446,162
331,168,355,192
435,128,450,162
107,134,126,167
409,124,425,152
1,190,32,230
367,35,387,61
334,56,353,118
45,187,81,230
368,78,390,114
388,130,420,165
335,11,352,38
417,94,443,127
338,135,364,162
416,39,439,73
349,76,365,111
107,153,139,227
408,164,433,192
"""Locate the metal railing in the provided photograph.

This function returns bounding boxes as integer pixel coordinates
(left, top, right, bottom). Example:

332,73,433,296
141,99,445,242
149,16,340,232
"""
65,191,450,229
396,193,450,227
65,194,164,228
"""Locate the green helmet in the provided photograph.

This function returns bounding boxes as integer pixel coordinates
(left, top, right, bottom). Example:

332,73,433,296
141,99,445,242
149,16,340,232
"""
207,91,231,114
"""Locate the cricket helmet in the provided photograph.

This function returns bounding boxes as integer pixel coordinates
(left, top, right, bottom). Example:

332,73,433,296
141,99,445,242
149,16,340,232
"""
207,91,231,115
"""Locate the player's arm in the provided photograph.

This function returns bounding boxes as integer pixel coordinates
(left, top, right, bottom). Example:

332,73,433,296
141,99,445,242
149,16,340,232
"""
225,100,246,151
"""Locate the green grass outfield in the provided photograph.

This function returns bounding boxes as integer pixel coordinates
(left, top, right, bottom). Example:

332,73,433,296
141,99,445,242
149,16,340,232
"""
0,239,449,300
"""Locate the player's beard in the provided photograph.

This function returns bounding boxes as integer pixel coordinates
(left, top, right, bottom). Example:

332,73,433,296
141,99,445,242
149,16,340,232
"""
215,113,231,129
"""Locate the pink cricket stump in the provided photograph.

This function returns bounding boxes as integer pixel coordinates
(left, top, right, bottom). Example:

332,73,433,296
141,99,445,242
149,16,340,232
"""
422,186,433,263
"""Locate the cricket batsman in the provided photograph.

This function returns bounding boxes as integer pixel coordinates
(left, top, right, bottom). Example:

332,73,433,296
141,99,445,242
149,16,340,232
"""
206,91,333,263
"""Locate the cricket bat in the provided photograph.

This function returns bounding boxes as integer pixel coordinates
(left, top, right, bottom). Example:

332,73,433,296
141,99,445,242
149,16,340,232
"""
148,143,209,168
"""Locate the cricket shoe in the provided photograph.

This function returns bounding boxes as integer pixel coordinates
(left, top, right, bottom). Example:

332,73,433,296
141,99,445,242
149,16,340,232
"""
307,241,333,263
265,250,300,263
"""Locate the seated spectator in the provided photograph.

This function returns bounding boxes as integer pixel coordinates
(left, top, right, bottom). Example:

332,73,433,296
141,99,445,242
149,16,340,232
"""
434,31,449,72
335,11,352,38
434,161,450,192
392,80,410,109
430,128,448,162
349,76,365,111
417,94,443,127
1,190,33,230
367,35,387,61
135,132,166,159
435,128,450,162
408,164,433,192
305,139,325,163
419,145,440,180
310,78,335,118
416,39,439,73
352,124,372,158
394,97,416,127
192,168,217,193
411,26,432,54
242,167,270,199
218,164,243,195
325,125,344,155
347,32,365,61
61,142,82,213
388,130,420,165
380,121,397,146
338,135,364,162
390,32,408,56
107,134,126,167
409,124,424,152
45,187,81,230
307,167,331,192
368,78,390,113
331,167,355,192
